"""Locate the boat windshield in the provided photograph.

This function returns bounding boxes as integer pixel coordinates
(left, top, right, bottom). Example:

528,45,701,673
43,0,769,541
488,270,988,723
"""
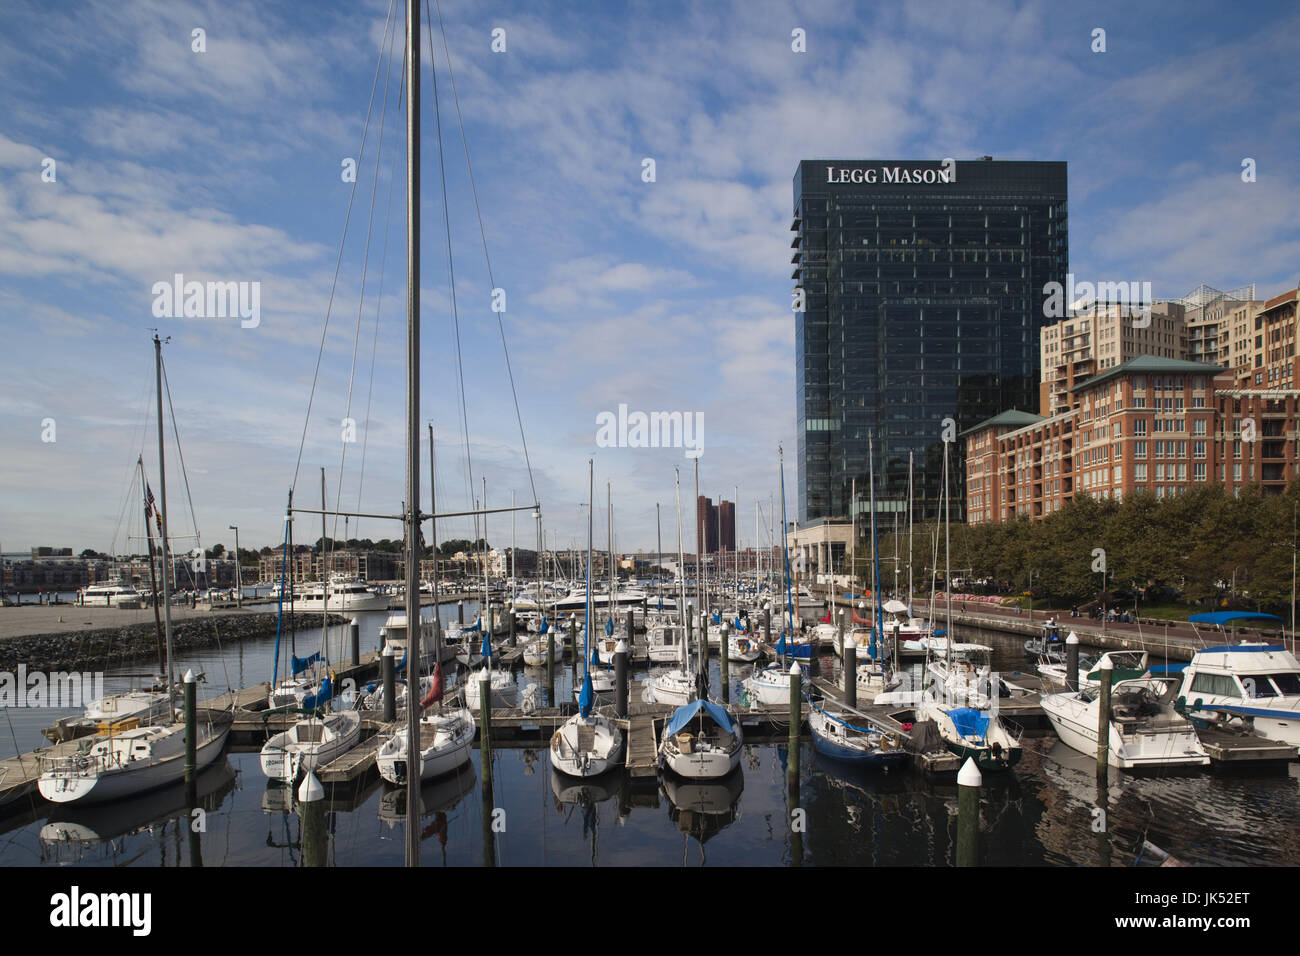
1248,673,1300,697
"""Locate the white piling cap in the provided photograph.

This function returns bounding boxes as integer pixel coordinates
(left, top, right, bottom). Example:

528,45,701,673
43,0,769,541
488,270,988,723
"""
1066,632,1079,644
1100,656,1115,670
844,636,856,650
958,757,982,788
614,639,627,654
788,661,801,676
184,668,196,683
298,771,324,802
350,617,359,627
382,644,395,657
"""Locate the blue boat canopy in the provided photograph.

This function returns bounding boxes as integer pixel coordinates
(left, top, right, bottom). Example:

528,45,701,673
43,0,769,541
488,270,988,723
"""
665,699,736,738
300,676,333,712
947,707,990,742
539,617,549,634
291,651,321,676
1198,644,1287,654
1189,611,1282,626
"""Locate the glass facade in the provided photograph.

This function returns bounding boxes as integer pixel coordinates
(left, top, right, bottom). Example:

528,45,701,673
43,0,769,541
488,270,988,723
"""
794,159,1067,522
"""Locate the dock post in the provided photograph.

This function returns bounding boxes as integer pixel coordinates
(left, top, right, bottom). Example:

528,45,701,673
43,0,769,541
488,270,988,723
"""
687,603,694,645
957,757,981,867
298,771,326,868
699,611,708,670
720,623,730,703
479,672,494,859
183,669,197,786
764,604,771,645
614,639,628,718
1065,632,1079,692
787,661,801,799
844,636,857,709
1096,657,1114,778
626,609,634,643
838,608,845,657
350,618,360,667
507,603,516,648
381,644,396,723
458,600,464,625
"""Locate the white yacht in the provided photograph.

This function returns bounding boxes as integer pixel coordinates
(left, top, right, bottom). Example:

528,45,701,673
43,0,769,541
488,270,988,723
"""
1173,641,1300,751
379,612,439,672
78,580,142,608
376,707,476,784
292,574,388,613
647,624,688,663
1042,677,1209,769
260,709,362,782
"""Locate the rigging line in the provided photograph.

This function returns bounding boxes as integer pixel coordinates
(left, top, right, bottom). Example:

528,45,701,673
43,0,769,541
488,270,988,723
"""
160,356,202,552
333,12,402,551
354,49,406,544
424,2,475,520
431,0,538,506
291,0,399,493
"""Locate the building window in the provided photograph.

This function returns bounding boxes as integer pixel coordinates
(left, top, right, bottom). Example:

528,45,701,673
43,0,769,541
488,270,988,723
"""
1135,420,1147,437
1135,440,1146,459
1194,463,1206,482
1194,440,1206,459
1193,419,1206,436
1233,463,1242,482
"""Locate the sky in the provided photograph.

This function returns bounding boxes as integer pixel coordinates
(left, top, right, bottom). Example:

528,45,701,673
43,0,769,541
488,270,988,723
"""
2,0,1299,559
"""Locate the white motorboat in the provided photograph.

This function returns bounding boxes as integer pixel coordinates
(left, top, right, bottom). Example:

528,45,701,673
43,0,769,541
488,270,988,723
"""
1039,649,1149,689
728,630,761,663
78,580,143,608
291,574,388,613
659,699,742,779
260,709,362,782
376,707,476,784
39,719,229,804
1172,637,1300,752
650,668,695,706
1041,677,1209,769
379,612,439,672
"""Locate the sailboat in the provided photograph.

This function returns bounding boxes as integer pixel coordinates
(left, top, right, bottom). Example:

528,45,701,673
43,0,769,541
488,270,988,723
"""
914,439,1022,771
810,432,908,769
38,337,230,804
461,626,517,710
659,699,743,779
652,467,698,707
550,460,625,777
744,445,807,706
376,662,476,784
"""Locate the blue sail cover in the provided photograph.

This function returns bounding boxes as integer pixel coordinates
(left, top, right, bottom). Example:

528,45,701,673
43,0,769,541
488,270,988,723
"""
578,671,593,717
711,611,721,625
539,617,549,634
605,618,614,636
300,676,333,711
480,630,491,661
733,616,745,631
591,641,602,665
463,620,481,633
948,707,989,742
774,636,812,659
291,652,321,676
1189,611,1283,626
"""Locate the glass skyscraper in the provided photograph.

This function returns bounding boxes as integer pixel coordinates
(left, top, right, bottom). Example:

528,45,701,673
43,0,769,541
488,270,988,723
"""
793,158,1067,523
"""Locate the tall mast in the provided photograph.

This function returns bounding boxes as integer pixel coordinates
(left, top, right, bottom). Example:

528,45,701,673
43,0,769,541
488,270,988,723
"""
511,490,516,602
578,459,594,717
675,470,686,662
482,477,488,633
694,458,701,629
402,0,422,869
655,502,662,613
908,451,914,610
851,476,857,600
153,334,176,697
320,467,328,664
607,480,613,626
869,433,880,661
943,440,952,660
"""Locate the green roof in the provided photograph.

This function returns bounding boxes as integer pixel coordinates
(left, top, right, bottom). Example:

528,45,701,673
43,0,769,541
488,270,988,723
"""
1067,355,1224,394
961,410,1044,437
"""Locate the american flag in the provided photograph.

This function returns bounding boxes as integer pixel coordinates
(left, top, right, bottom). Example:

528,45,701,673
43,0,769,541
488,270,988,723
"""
145,483,156,518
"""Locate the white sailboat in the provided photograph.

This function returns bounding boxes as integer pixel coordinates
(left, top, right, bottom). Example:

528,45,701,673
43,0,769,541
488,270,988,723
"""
260,709,362,782
659,698,743,779
376,663,476,784
38,337,230,804
551,460,625,777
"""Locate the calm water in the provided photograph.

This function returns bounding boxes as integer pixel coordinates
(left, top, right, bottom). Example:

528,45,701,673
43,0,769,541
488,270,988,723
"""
3,613,1298,866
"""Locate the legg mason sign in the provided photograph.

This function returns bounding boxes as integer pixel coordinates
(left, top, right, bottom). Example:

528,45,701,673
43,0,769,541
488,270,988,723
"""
825,163,955,184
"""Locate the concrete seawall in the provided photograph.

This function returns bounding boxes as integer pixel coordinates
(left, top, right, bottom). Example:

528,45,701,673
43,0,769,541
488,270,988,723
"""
0,610,347,672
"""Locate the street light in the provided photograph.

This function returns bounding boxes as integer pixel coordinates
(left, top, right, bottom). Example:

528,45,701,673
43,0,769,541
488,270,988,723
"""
228,524,241,606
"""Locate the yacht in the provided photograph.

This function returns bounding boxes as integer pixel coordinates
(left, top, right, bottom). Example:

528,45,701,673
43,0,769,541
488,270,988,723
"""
1042,677,1209,769
78,580,142,608
1173,640,1300,751
659,699,743,779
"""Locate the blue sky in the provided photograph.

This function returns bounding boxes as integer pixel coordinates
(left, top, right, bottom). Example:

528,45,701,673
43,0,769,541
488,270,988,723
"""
2,0,1298,558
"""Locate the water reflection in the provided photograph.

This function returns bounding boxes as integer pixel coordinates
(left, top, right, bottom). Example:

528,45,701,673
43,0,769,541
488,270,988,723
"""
662,768,744,863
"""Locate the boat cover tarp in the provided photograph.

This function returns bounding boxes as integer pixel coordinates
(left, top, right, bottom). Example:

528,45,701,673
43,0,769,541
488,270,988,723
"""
1197,644,1287,654
300,676,333,711
1188,611,1282,626
665,699,736,737
578,671,593,717
292,652,321,676
947,707,989,741
539,617,549,634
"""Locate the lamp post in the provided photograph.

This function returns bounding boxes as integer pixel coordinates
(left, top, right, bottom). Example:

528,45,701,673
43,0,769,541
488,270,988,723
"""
228,524,241,606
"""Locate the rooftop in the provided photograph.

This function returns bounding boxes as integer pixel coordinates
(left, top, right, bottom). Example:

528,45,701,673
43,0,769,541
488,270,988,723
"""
962,410,1045,436
1067,355,1223,394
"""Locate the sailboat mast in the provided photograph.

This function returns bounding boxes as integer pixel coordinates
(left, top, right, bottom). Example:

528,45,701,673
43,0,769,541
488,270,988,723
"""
607,481,613,625
675,469,686,667
153,335,176,697
320,467,328,662
851,476,856,600
655,502,662,613
482,477,488,632
869,433,880,661
402,0,422,869
694,458,701,631
908,451,914,608
943,440,952,659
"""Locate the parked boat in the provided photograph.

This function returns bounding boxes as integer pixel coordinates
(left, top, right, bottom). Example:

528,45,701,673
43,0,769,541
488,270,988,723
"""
260,708,362,782
1173,613,1299,752
648,623,688,662
1041,677,1209,769
809,702,908,769
919,701,1022,772
1040,649,1148,689
659,699,743,779
376,665,475,784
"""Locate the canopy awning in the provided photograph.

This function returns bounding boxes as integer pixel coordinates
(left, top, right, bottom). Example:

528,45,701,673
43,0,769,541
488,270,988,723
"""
665,699,736,738
1189,611,1282,626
